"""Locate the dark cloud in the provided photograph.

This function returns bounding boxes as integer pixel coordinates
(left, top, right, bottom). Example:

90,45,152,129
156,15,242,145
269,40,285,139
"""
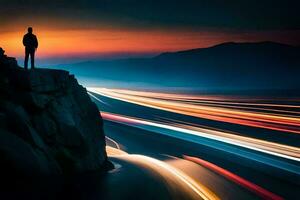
1,0,300,31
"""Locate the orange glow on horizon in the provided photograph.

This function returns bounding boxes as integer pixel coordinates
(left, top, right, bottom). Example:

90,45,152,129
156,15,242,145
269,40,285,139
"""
0,29,225,58
1,28,298,59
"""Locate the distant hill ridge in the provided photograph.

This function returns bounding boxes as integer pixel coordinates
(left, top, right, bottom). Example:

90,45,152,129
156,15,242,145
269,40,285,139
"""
52,41,300,92
156,41,297,58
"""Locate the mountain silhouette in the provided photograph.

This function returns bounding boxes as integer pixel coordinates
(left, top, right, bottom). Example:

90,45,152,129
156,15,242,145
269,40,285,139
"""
54,42,300,93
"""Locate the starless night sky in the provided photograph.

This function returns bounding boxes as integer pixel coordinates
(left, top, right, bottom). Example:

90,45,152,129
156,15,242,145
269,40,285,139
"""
1,0,300,64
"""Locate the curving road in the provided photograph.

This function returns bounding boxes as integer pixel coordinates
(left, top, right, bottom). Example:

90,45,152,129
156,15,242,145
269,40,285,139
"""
87,88,300,200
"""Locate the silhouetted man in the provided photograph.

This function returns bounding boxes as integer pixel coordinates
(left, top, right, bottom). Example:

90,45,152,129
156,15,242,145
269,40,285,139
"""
23,27,38,70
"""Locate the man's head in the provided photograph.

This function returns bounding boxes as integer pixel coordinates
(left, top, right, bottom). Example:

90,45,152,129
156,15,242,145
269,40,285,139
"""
28,27,33,33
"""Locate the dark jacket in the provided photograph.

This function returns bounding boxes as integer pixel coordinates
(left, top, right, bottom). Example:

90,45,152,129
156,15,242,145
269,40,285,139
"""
23,33,38,50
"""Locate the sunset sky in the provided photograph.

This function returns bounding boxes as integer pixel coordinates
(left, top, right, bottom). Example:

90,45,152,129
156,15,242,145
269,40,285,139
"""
1,0,299,64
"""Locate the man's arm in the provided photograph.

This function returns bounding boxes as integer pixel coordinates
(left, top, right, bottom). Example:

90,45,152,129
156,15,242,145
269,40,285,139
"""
22,35,26,46
34,36,38,48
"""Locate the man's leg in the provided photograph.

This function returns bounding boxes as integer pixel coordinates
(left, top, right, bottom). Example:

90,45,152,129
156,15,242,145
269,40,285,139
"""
30,51,35,69
24,50,29,70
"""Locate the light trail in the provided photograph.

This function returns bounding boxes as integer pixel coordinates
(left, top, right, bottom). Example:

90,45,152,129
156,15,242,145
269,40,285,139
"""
106,144,219,200
106,146,128,156
94,88,300,105
113,153,220,200
88,88,300,134
184,156,284,200
101,112,300,175
174,123,300,159
88,89,299,199
105,136,121,149
88,92,111,106
89,88,300,109
102,112,300,162
106,145,282,200
129,155,219,200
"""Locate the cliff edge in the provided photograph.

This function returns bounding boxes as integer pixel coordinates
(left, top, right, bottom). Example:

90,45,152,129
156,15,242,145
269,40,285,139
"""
0,49,110,188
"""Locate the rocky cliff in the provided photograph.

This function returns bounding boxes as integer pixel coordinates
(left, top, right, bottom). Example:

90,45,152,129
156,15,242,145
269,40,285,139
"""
0,49,111,194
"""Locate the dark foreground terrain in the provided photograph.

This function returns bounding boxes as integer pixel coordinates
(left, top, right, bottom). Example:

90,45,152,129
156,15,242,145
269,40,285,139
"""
0,51,111,199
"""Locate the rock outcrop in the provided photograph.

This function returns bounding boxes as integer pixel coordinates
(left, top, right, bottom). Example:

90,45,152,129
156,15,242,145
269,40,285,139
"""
0,48,110,186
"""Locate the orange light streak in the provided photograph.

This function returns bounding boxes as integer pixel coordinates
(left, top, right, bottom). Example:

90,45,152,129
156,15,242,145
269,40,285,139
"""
184,156,284,200
88,88,300,134
115,154,220,200
101,112,300,162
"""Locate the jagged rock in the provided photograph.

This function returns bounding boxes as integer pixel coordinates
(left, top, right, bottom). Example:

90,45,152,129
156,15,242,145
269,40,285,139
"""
0,112,6,128
4,102,47,151
0,128,55,175
0,48,18,70
0,48,110,186
32,112,57,138
27,69,70,93
0,48,4,56
18,92,53,110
